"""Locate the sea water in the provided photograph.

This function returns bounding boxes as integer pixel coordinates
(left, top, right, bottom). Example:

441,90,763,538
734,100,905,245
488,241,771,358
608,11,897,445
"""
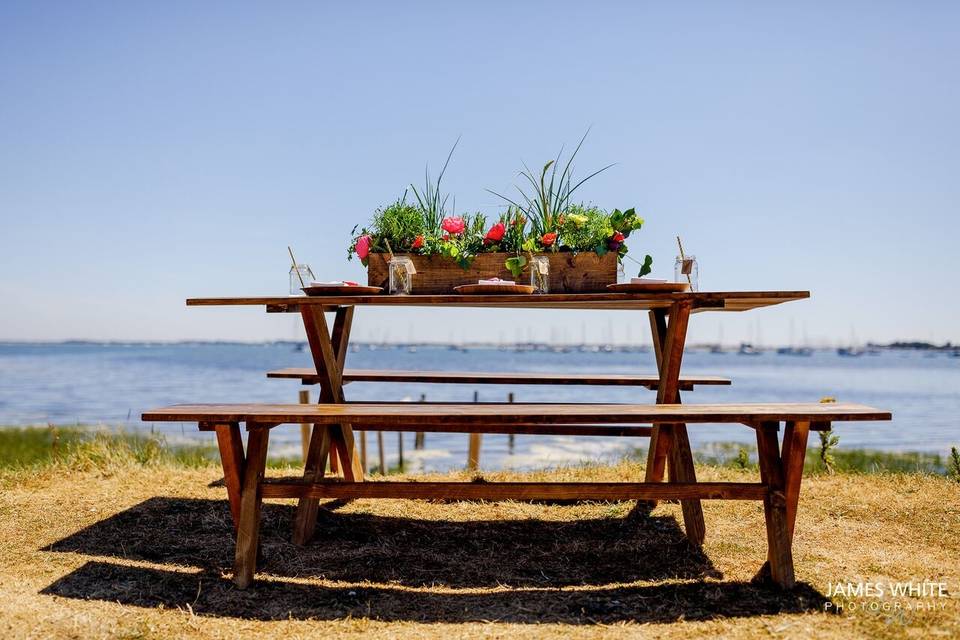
0,342,957,471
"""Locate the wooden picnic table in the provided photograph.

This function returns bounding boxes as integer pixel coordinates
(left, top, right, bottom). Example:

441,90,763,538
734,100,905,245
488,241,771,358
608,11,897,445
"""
183,291,809,552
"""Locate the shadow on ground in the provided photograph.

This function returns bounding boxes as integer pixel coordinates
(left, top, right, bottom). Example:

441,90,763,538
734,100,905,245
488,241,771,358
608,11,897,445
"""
42,496,829,623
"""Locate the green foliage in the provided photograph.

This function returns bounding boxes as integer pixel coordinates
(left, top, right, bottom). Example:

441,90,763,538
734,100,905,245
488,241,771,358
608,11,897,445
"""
410,138,459,232
637,254,654,277
733,447,750,470
949,446,960,482
348,137,651,269
0,426,214,470
819,429,840,474
505,255,527,278
557,204,610,252
487,130,613,237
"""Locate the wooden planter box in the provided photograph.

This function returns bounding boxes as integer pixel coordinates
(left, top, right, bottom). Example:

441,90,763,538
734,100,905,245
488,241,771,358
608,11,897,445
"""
367,252,617,294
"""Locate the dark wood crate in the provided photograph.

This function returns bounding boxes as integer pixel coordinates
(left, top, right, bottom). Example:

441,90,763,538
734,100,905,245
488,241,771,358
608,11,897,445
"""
366,252,617,294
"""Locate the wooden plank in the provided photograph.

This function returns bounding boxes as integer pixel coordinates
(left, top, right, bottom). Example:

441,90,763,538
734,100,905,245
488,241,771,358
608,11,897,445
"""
267,367,732,389
212,422,244,534
142,402,893,425
185,291,811,312
298,390,310,462
756,422,795,589
300,306,343,403
291,424,332,545
368,252,618,294
467,433,482,470
327,424,653,437
233,428,270,589
259,480,768,501
781,421,810,542
669,424,705,545
648,302,705,545
645,309,671,485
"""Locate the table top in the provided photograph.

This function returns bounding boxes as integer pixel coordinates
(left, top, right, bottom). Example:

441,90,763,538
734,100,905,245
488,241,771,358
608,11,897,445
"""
186,291,809,312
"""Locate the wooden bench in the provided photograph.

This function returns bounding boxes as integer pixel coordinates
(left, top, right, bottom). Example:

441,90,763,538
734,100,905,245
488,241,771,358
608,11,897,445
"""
143,401,890,590
267,367,732,390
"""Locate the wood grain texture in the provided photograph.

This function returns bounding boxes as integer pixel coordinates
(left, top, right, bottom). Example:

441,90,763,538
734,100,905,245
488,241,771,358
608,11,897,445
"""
647,302,705,544
258,480,768,501
756,422,795,589
233,428,269,589
142,402,892,425
212,422,244,534
342,424,655,437
291,424,332,545
645,309,672,485
267,367,732,390
186,291,810,312
781,421,811,542
367,252,617,294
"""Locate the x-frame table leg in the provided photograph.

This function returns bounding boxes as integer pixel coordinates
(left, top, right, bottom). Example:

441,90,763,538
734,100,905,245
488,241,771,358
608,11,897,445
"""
292,304,363,546
644,302,706,545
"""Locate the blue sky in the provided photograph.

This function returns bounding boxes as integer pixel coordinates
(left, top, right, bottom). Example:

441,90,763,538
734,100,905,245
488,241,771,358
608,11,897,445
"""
1,2,958,345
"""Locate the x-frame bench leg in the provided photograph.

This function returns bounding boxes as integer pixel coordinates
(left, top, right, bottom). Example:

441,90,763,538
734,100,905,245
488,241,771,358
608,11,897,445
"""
211,422,245,533
755,421,797,588
234,427,270,588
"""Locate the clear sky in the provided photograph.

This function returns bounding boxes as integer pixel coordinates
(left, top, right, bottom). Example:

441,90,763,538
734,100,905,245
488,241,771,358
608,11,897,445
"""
1,2,958,346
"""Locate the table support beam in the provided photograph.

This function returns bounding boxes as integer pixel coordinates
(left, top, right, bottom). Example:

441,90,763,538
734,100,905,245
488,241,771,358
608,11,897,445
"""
645,302,706,546
293,305,362,545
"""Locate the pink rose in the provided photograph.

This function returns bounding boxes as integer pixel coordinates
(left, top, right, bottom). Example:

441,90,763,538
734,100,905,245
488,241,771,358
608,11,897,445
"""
355,235,372,260
441,216,466,235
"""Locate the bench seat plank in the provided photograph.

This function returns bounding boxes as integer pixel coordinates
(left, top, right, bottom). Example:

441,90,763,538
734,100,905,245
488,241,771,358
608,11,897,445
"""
258,480,768,501
267,367,731,390
143,402,891,427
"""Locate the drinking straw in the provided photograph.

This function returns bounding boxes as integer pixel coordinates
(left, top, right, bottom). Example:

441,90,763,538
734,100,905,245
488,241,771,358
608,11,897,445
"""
288,246,306,289
676,236,692,285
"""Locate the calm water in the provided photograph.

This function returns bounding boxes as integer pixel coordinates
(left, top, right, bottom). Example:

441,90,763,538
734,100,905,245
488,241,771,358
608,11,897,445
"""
1,342,957,470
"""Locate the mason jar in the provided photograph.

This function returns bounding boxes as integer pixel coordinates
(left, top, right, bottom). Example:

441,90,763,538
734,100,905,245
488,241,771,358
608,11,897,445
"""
530,256,550,293
389,257,415,295
289,264,315,294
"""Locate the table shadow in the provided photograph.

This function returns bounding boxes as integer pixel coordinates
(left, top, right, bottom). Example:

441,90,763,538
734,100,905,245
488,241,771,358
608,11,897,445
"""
41,560,828,623
44,497,721,587
41,496,830,623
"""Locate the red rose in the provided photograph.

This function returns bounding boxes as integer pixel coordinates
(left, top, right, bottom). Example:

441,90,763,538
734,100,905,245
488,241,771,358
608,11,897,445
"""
441,216,466,235
541,232,557,247
412,235,424,249
484,222,505,245
612,231,625,242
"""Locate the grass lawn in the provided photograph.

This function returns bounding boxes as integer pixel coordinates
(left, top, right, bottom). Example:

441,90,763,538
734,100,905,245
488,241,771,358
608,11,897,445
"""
0,431,958,639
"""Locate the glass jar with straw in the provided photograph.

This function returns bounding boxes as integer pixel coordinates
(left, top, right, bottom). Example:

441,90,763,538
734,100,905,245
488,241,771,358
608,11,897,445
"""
674,236,699,292
288,246,315,294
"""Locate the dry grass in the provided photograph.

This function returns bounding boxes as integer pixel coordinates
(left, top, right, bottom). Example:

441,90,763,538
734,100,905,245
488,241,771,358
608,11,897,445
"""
1,460,958,639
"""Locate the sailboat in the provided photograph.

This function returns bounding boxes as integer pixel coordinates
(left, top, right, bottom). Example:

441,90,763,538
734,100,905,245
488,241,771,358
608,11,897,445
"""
709,324,725,354
837,326,864,357
739,320,763,355
777,320,813,356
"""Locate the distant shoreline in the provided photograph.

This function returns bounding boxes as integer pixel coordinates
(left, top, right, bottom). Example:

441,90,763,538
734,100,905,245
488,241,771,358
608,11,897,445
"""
1,339,957,352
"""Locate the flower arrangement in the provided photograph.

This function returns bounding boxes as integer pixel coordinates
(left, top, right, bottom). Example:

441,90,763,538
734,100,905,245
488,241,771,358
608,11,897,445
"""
348,135,653,278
